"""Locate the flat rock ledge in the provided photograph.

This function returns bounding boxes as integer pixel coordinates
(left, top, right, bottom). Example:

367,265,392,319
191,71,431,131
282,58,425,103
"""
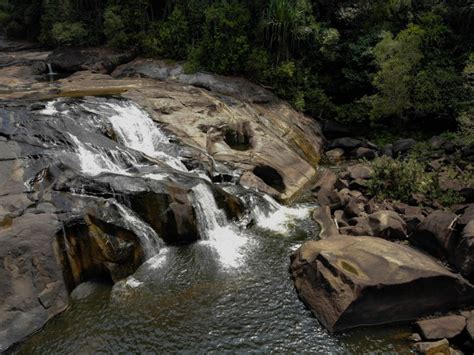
290,236,474,332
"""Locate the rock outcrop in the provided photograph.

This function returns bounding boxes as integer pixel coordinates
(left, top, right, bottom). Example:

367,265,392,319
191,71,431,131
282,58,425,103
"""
290,236,474,332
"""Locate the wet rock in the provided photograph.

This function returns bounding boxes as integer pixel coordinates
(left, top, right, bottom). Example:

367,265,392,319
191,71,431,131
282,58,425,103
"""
414,339,450,354
410,210,458,258
240,171,280,198
291,236,474,332
328,137,363,151
71,281,104,301
313,206,339,239
393,138,416,156
416,316,466,340
325,148,345,164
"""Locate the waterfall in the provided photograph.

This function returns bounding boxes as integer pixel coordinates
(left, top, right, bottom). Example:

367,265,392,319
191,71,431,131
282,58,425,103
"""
69,134,137,176
191,183,247,268
114,203,161,258
102,102,188,172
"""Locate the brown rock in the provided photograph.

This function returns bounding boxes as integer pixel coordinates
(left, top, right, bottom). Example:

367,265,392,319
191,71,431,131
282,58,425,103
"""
313,169,337,192
347,164,373,180
414,339,450,354
290,236,474,332
416,316,466,340
325,148,345,164
368,210,407,240
313,207,339,239
410,210,458,258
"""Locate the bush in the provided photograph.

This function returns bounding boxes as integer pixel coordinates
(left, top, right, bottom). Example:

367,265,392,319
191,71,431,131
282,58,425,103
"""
189,1,251,74
367,156,436,203
157,7,189,60
50,21,89,47
367,156,465,205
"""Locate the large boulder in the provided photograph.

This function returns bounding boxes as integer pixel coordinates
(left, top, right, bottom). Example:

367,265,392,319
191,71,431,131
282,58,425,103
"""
290,236,474,332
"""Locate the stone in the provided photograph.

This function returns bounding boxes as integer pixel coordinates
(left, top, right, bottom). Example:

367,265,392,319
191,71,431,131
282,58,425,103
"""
368,210,407,240
410,210,458,259
334,210,349,228
313,207,339,239
325,148,345,164
70,281,104,301
409,333,423,342
458,205,474,230
416,316,466,340
453,221,474,280
344,198,363,218
381,144,393,158
353,147,377,160
347,164,373,180
321,120,351,138
466,312,474,340
328,137,364,151
313,169,337,192
429,136,447,149
290,236,474,332
404,214,426,235
414,339,449,354
393,138,417,156
315,188,342,209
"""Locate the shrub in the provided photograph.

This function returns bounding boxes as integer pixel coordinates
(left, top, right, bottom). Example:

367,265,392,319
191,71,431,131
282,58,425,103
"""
50,21,89,47
157,7,190,60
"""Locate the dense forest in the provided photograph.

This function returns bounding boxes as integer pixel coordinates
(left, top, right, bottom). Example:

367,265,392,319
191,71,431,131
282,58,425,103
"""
1,0,473,133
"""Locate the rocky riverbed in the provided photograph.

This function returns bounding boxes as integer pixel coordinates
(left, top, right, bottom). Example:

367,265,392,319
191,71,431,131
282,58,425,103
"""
1,38,474,354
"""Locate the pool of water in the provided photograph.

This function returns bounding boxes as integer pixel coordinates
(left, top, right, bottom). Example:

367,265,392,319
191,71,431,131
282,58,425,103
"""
14,211,413,354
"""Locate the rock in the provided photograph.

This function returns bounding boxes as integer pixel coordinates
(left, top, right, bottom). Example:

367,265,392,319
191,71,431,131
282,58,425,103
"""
48,47,134,73
334,178,349,190
325,148,345,164
349,179,369,191
290,236,474,332
416,316,466,340
334,210,349,228
240,171,280,198
321,120,351,138
315,188,342,209
328,137,364,151
313,207,339,239
458,205,474,230
453,221,474,280
404,214,426,235
393,138,417,156
70,281,104,301
347,164,373,180
409,333,423,342
410,210,458,258
368,210,407,240
353,147,377,160
381,144,393,157
466,312,474,340
443,141,457,154
344,197,363,218
414,339,450,354
313,169,337,192
429,136,446,149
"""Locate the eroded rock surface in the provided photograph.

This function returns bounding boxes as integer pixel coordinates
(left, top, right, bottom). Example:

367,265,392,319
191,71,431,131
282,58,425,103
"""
290,236,474,332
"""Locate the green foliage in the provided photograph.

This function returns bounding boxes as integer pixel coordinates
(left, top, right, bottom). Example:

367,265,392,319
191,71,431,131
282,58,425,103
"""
370,24,425,120
156,7,189,60
189,1,251,74
50,21,89,47
367,156,465,205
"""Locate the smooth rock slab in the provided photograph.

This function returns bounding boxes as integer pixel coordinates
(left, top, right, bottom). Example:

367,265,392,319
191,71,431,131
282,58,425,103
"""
290,236,474,332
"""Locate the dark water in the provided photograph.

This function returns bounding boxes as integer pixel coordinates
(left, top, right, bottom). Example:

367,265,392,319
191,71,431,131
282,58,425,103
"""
15,215,413,354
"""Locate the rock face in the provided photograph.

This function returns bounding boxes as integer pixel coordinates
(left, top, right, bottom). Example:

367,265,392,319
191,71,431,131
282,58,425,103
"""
290,236,474,332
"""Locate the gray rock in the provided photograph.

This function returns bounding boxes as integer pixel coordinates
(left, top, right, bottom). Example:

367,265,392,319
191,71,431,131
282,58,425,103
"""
71,281,104,301
328,137,364,151
347,164,373,180
353,147,377,160
325,148,345,164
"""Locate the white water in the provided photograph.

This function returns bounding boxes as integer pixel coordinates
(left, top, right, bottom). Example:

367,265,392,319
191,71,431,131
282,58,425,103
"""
115,203,161,258
192,183,248,268
69,134,134,176
102,102,188,172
